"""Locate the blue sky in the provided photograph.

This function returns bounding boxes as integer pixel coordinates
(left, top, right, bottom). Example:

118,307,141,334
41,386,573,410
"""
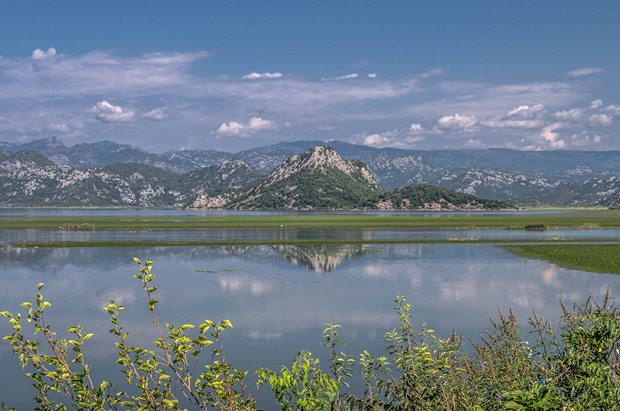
1,1,619,153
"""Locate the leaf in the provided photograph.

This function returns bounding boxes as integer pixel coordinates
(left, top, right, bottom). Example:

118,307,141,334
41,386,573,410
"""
133,257,142,265
504,401,523,410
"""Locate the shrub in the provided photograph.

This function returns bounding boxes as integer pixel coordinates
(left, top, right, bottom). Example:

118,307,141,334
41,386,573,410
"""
2,259,620,410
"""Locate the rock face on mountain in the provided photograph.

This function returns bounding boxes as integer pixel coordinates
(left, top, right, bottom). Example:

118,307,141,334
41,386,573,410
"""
230,146,383,210
185,159,262,208
0,151,257,207
0,145,516,209
274,244,371,272
5,137,620,206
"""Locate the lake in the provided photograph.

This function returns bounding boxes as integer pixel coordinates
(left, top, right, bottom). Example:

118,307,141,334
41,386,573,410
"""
1,211,619,408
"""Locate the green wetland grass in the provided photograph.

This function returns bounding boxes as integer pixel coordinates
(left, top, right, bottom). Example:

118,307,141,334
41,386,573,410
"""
2,209,620,229
12,238,620,249
4,210,620,275
505,244,620,275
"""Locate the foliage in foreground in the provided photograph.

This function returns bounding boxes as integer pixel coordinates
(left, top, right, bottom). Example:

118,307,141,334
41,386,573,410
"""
2,259,620,410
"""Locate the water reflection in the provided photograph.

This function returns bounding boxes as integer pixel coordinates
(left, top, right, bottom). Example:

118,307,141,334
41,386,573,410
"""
4,227,620,247
1,244,619,409
274,244,371,272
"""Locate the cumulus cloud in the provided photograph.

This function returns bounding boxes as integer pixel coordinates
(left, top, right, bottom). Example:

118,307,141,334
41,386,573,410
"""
46,123,71,133
242,72,283,80
358,128,425,148
571,131,602,146
567,67,604,78
589,113,613,126
506,104,545,118
590,99,604,109
409,123,424,132
363,129,399,146
2,48,620,151
216,116,276,137
435,114,477,132
32,47,57,59
464,139,485,148
554,108,583,121
539,123,566,149
142,108,167,121
481,104,546,129
91,101,135,122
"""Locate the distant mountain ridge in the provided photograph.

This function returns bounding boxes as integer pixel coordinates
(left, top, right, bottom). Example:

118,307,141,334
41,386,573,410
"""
3,136,620,205
0,145,511,210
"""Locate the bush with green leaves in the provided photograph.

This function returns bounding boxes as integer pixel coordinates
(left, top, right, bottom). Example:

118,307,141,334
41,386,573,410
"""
2,258,620,410
1,258,254,411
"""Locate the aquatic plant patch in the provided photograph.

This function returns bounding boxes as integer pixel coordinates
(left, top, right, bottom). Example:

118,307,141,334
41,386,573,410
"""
505,244,620,274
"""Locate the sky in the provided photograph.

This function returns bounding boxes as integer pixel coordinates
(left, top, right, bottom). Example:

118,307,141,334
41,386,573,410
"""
1,1,619,153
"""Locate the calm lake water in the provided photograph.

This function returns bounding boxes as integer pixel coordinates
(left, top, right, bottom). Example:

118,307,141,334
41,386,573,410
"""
1,210,619,408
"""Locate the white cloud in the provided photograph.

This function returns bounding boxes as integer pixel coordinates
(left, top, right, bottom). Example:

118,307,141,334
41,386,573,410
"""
3,48,620,152
571,131,602,146
464,139,484,148
590,99,603,109
142,108,167,121
367,73,377,79
242,72,283,80
358,128,424,148
364,133,390,146
482,119,543,129
216,116,276,137
435,114,477,132
1,50,209,99
47,123,71,133
334,73,359,80
247,116,276,130
409,123,423,132
482,104,546,129
31,47,57,59
419,68,446,79
589,113,613,126
506,104,545,118
540,123,566,149
567,67,604,78
554,108,583,121
91,101,135,122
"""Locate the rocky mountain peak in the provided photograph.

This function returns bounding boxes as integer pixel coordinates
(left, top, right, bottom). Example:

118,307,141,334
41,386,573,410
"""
266,146,379,188
219,158,252,170
230,146,384,210
22,136,66,151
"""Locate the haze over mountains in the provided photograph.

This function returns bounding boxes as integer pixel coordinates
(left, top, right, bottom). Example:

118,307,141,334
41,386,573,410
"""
1,136,620,207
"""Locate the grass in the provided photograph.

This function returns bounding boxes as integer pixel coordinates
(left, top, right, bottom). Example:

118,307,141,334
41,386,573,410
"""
505,244,620,274
5,211,620,276
2,210,620,229
12,238,620,248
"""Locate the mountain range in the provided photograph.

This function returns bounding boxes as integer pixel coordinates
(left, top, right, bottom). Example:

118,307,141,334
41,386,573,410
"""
1,136,620,207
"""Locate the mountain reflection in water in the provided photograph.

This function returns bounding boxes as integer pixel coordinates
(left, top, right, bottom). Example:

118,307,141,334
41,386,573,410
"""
2,241,620,409
273,244,371,272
